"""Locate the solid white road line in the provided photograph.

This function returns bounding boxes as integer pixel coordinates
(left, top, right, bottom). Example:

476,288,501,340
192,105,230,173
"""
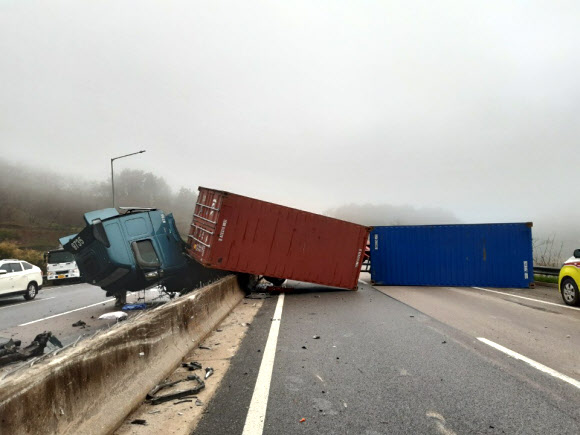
477,337,580,390
18,298,115,326
472,286,580,311
0,297,56,311
242,293,285,435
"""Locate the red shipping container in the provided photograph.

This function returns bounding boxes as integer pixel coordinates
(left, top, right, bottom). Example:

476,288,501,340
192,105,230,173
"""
186,187,370,290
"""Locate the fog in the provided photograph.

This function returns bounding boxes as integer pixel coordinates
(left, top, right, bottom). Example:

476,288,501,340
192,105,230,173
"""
1,1,579,262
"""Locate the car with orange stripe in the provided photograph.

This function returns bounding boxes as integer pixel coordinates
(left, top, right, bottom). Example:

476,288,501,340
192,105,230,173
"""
559,249,580,306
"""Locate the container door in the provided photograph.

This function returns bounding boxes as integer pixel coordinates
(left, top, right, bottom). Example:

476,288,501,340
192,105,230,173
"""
187,189,224,263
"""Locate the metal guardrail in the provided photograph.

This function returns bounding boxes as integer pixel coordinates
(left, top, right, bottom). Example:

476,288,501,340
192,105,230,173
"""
533,266,560,277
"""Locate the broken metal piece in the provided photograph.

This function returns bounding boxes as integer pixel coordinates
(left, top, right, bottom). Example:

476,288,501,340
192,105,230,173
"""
131,419,147,425
313,335,320,339
204,367,214,379
147,375,205,405
173,399,193,405
0,332,57,368
181,361,202,371
195,399,203,406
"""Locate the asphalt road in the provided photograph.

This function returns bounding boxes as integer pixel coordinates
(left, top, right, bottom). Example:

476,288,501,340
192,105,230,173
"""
195,280,580,434
373,281,580,381
0,282,169,350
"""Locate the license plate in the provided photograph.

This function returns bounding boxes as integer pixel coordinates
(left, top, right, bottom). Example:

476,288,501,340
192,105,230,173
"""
58,275,66,279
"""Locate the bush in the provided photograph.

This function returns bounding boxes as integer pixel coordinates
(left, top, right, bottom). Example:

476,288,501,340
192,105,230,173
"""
0,241,45,270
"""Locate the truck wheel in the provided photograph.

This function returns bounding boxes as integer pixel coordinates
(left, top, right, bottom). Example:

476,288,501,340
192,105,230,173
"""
24,282,38,300
237,273,260,293
265,276,286,286
114,291,127,308
561,278,580,306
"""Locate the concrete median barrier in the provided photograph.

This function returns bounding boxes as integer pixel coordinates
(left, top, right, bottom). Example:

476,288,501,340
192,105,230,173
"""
0,275,244,435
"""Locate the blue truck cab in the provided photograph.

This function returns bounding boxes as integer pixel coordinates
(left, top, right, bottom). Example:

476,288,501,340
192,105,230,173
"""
61,208,188,295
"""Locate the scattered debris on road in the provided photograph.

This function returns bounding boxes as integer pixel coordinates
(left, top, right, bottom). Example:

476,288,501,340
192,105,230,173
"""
122,303,147,311
198,345,211,350
182,361,202,371
72,320,87,327
302,346,307,349
130,419,147,425
245,292,271,299
300,418,306,423
0,332,62,367
173,399,193,405
147,375,205,405
313,335,320,339
195,399,203,406
98,311,128,321
204,367,214,379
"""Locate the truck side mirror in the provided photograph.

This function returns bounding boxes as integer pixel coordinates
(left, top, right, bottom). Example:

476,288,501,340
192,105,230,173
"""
574,249,580,259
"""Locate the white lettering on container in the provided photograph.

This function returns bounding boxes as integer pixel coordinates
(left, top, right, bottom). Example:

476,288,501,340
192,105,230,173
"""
218,219,228,242
355,248,362,268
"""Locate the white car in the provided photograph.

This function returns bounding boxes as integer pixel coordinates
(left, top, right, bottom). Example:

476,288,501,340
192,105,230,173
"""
0,259,43,300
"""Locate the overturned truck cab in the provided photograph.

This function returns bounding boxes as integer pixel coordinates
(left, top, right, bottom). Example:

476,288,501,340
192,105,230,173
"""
61,208,227,300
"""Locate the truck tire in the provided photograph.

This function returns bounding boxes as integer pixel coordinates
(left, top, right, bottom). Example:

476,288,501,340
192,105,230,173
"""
237,273,260,293
24,282,38,300
265,276,286,286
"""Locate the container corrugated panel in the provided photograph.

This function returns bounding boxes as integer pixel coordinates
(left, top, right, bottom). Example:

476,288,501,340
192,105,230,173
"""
370,223,533,288
186,187,370,290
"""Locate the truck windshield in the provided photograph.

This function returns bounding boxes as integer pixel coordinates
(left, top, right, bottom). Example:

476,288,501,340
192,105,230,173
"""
48,250,75,263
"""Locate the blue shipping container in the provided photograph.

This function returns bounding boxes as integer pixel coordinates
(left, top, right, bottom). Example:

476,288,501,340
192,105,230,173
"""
370,223,533,288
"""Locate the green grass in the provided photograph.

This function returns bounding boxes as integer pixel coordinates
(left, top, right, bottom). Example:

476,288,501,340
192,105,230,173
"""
534,274,558,284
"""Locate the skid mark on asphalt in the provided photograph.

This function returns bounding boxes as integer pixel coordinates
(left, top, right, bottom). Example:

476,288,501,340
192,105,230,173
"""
478,337,580,390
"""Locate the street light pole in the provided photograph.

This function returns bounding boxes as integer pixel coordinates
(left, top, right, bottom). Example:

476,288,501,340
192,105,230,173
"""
111,150,146,209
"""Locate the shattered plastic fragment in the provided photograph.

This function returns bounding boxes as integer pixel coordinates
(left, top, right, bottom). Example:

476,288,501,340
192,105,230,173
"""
122,303,147,311
300,418,306,423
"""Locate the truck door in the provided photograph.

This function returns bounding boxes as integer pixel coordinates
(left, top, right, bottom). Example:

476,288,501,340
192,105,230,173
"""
0,263,14,294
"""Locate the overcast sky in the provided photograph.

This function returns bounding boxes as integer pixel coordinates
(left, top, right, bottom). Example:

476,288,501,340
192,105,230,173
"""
1,1,579,235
